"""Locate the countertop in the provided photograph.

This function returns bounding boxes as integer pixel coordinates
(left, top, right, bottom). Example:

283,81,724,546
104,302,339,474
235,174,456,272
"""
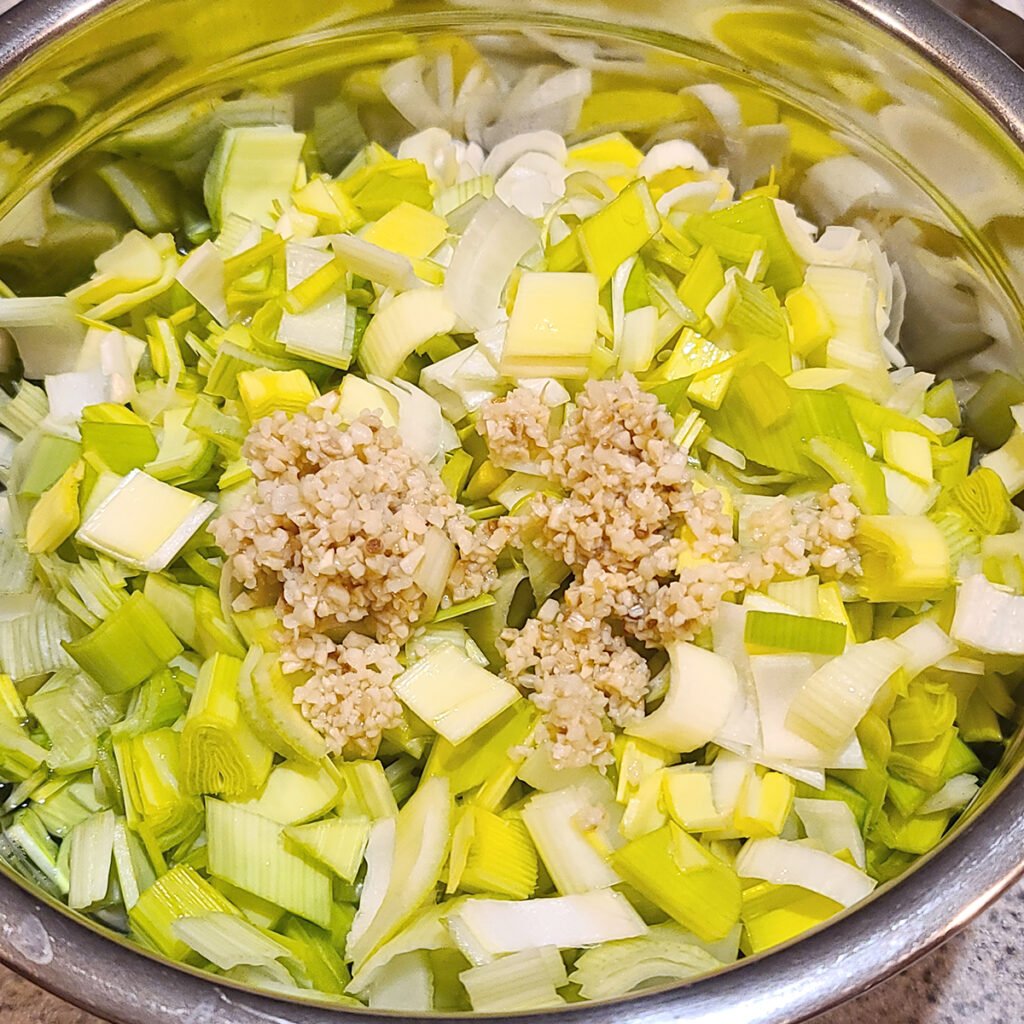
2,1,1024,1023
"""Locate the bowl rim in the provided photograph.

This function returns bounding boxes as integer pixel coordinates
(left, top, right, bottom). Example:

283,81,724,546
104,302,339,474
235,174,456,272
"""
0,1,1023,1022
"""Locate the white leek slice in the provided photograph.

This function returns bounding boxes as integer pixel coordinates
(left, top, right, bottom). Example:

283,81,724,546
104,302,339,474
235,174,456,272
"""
368,950,434,1011
348,902,455,997
346,817,396,959
568,923,725,1002
279,292,353,369
735,837,876,908
0,296,87,377
711,751,756,821
44,371,109,433
495,152,567,219
639,140,711,178
348,777,451,967
172,912,291,971
627,642,739,753
460,946,567,1012
359,287,457,379
393,642,520,746
444,197,539,331
747,654,864,776
793,798,866,868
284,240,333,289
981,433,1024,497
516,746,616,805
76,469,215,572
370,376,454,466
447,890,647,964
75,326,145,405
419,342,504,421
68,808,115,910
894,620,956,681
951,574,1024,655
918,774,979,815
482,131,568,180
786,639,906,752
176,240,228,326
521,786,621,894
327,375,398,428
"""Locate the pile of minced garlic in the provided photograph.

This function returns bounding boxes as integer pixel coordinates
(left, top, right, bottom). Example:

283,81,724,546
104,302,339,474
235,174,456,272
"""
214,377,860,767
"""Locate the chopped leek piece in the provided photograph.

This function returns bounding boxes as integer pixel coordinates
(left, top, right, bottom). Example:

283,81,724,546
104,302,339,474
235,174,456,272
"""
500,272,599,379
579,180,660,287
521,786,619,894
348,777,451,967
64,592,182,694
241,760,339,824
207,798,332,928
244,652,327,762
794,798,866,867
448,890,647,963
5,807,69,895
358,287,457,379
80,404,159,475
737,837,875,907
237,367,317,421
285,816,370,883
27,670,121,773
786,639,906,752
981,432,1024,498
423,701,536,797
0,602,76,681
393,642,521,746
805,436,887,515
951,467,1015,536
460,946,567,1012
68,808,115,910
115,727,202,850
744,611,847,656
335,759,399,820
882,430,933,483
951,575,1024,656
856,515,952,603
204,126,306,230
76,470,215,572
172,912,292,971
26,460,84,554
627,642,738,753
610,824,741,942
129,863,241,962
451,806,537,900
0,381,49,439
733,772,795,838
361,201,447,259
568,923,724,1001
181,653,273,797
740,880,841,955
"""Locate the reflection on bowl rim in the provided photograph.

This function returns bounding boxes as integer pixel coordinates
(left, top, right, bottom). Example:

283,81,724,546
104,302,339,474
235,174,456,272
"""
0,1,1022,1022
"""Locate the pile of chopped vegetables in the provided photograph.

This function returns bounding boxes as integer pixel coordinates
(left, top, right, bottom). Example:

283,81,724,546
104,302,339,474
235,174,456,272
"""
0,40,1022,1012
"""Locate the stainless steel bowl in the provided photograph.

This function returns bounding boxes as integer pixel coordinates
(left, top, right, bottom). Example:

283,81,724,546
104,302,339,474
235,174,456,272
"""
0,1,1023,1021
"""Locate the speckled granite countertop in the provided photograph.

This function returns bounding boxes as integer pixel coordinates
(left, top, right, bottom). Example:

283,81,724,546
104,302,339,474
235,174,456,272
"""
1,1,1023,1022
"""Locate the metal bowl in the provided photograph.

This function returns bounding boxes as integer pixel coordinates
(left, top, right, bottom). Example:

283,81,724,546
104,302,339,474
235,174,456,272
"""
0,1,1023,1021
